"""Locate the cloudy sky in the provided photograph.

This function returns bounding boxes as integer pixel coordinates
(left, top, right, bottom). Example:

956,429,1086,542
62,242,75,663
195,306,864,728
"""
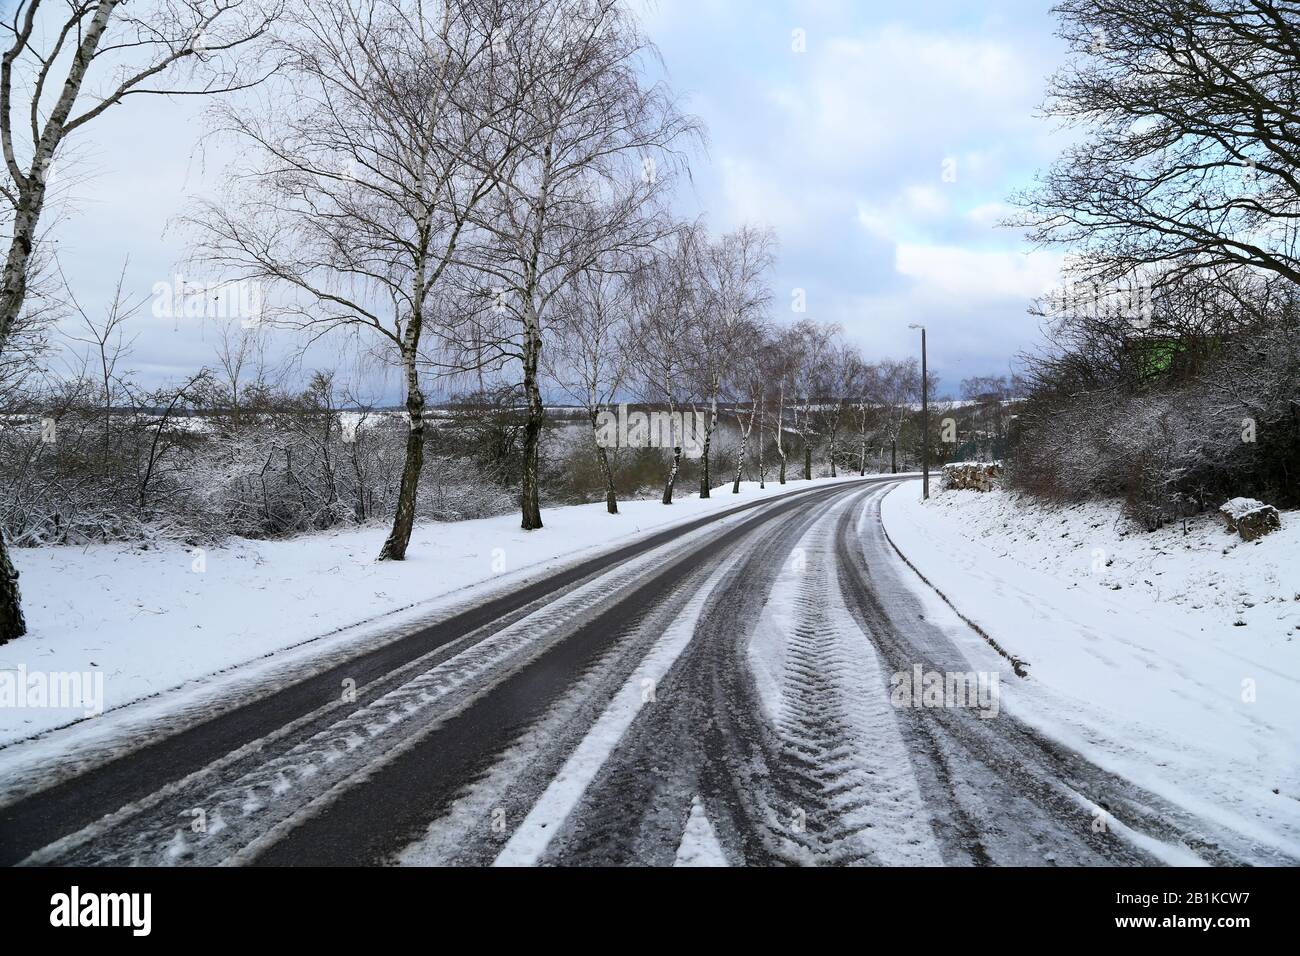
636,0,1073,393
41,0,1073,400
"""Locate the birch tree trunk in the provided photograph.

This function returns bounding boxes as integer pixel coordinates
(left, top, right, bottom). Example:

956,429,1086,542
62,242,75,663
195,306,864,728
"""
520,300,544,529
731,403,756,494
0,537,24,645
0,514,23,644
379,345,425,560
738,434,748,494
662,446,681,504
659,362,681,504
699,393,717,498
731,433,746,492
589,413,618,514
598,444,618,514
775,382,787,484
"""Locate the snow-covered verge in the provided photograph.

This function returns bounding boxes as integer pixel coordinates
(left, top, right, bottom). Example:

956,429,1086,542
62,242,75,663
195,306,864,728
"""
0,475,877,749
881,481,1300,857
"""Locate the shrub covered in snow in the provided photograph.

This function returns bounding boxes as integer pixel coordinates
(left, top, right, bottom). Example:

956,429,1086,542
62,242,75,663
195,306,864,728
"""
0,375,529,547
1008,286,1300,530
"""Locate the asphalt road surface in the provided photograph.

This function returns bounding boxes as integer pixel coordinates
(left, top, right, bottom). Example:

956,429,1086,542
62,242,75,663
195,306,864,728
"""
2,478,1289,866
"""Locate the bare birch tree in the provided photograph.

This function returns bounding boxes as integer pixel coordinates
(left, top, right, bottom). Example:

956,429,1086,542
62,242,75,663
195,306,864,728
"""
814,335,850,477
844,350,866,475
727,319,767,494
877,357,922,473
693,223,774,497
544,258,637,514
789,319,835,480
768,324,803,484
448,0,697,529
191,0,520,561
628,227,696,505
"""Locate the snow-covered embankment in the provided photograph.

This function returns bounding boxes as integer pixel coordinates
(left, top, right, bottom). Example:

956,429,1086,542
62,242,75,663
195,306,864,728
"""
880,480,1300,858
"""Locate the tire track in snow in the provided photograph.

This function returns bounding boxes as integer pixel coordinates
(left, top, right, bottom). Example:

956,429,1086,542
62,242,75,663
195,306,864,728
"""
25,529,722,866
534,488,848,866
251,481,887,865
750,496,943,866
532,483,940,866
490,544,750,866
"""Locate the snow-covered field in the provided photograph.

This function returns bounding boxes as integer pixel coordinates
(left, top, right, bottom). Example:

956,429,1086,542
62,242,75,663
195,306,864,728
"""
1,476,872,747
881,480,1300,857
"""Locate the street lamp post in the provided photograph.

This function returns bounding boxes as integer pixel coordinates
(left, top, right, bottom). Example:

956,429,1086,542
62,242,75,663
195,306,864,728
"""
909,323,929,499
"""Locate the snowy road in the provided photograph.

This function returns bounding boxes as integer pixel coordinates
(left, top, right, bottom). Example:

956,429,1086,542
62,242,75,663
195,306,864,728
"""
2,478,1292,866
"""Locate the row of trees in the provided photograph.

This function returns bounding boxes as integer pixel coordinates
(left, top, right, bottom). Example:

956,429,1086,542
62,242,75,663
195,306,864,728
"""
547,232,939,513
0,291,942,552
1008,0,1300,526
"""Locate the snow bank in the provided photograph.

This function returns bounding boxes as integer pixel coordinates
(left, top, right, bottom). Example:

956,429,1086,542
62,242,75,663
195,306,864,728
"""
881,481,1300,856
1,476,876,747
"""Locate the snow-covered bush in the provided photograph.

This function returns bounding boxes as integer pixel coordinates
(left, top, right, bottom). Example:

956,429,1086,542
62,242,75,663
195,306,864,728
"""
0,374,530,547
1009,308,1300,529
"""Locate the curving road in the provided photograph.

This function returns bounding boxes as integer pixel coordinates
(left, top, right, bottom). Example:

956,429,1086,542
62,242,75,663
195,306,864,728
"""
1,478,1289,866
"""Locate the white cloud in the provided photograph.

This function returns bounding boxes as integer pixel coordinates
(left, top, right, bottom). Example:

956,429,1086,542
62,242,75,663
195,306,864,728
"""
965,201,1015,229
902,185,949,218
894,244,1064,302
856,185,952,241
768,26,1044,181
716,154,856,241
